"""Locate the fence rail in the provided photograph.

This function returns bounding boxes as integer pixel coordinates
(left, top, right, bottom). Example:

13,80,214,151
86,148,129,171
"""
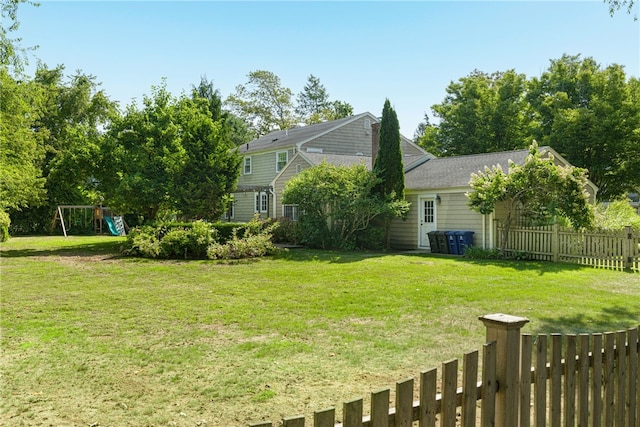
250,315,639,427
497,224,640,272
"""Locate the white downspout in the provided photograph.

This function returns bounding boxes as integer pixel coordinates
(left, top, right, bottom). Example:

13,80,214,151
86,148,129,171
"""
482,214,486,249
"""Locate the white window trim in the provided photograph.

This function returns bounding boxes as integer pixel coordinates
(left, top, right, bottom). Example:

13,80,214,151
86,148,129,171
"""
255,192,268,213
276,150,288,172
243,156,252,175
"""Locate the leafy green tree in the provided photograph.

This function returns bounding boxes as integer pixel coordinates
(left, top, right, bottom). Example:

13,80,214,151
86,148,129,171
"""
467,142,594,252
99,83,179,221
324,100,353,121
100,81,240,222
1,0,38,73
429,70,531,156
527,54,640,200
171,97,242,220
192,75,224,120
0,67,46,214
282,162,402,249
6,65,116,233
0,0,44,236
414,113,442,156
192,76,252,146
225,70,296,136
422,56,638,199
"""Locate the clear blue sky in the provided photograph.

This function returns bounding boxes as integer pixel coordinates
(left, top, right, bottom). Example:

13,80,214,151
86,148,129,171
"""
17,1,640,137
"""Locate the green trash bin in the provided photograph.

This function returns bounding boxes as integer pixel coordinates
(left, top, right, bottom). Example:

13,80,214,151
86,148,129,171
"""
427,231,440,253
435,231,449,254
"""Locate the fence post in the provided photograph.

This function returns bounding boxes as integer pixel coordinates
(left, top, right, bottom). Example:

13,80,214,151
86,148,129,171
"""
552,223,559,263
480,313,529,427
623,225,632,271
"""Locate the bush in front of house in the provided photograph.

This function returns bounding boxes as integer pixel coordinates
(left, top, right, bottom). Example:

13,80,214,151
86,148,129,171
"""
123,221,217,259
121,216,278,260
207,215,278,259
207,229,277,260
270,217,298,245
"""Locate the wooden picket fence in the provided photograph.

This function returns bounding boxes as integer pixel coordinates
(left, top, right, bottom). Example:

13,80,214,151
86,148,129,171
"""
250,314,640,427
497,224,640,272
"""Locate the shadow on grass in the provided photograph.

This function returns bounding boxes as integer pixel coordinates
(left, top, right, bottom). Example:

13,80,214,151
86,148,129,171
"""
451,255,592,275
533,305,640,335
273,247,390,264
274,248,629,275
0,239,124,259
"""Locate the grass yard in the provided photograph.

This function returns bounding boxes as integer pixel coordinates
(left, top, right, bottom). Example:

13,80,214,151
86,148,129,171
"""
1,236,639,426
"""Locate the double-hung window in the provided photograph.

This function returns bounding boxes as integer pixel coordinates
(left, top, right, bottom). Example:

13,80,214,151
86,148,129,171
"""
276,151,288,172
243,157,252,175
255,192,268,213
282,204,299,221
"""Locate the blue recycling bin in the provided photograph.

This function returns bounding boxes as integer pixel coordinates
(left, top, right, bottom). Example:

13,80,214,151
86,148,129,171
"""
456,231,475,255
446,231,460,255
434,231,449,254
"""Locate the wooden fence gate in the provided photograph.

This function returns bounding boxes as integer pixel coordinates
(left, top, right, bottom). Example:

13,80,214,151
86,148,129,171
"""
250,314,640,427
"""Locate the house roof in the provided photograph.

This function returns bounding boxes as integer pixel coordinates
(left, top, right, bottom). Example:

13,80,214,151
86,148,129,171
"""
238,112,378,155
405,148,535,190
299,152,429,171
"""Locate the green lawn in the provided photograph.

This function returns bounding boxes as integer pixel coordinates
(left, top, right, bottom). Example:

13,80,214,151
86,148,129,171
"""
1,236,639,426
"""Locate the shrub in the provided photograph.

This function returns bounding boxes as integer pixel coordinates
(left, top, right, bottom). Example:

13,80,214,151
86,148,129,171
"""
122,220,217,259
463,247,502,259
508,250,532,261
0,210,10,242
594,199,640,232
212,221,248,242
271,217,298,244
207,216,278,260
122,217,279,261
122,226,162,258
354,225,386,251
207,232,277,260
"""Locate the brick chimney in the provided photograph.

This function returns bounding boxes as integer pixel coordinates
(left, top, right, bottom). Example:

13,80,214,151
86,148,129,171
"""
371,122,380,168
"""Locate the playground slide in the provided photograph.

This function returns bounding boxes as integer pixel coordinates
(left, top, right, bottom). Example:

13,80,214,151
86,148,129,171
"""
104,216,121,236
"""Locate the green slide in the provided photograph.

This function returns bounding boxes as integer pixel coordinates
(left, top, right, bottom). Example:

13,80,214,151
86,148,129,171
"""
104,216,121,236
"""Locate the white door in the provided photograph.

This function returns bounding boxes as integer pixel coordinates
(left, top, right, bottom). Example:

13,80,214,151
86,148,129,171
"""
419,197,437,249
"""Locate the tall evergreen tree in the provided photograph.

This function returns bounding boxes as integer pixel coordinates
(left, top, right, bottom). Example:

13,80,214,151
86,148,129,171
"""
296,74,354,124
373,99,404,200
296,74,329,118
192,76,253,146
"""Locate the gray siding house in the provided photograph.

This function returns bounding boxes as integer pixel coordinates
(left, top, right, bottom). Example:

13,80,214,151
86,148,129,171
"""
228,112,427,222
226,114,597,252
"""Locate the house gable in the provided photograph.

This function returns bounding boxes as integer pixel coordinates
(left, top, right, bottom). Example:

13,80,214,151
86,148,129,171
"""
232,112,429,221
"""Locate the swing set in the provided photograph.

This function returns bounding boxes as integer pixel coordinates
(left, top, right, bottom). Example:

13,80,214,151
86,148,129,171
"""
50,205,127,237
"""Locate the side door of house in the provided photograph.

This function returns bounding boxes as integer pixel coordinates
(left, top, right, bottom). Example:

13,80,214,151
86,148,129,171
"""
419,197,437,249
